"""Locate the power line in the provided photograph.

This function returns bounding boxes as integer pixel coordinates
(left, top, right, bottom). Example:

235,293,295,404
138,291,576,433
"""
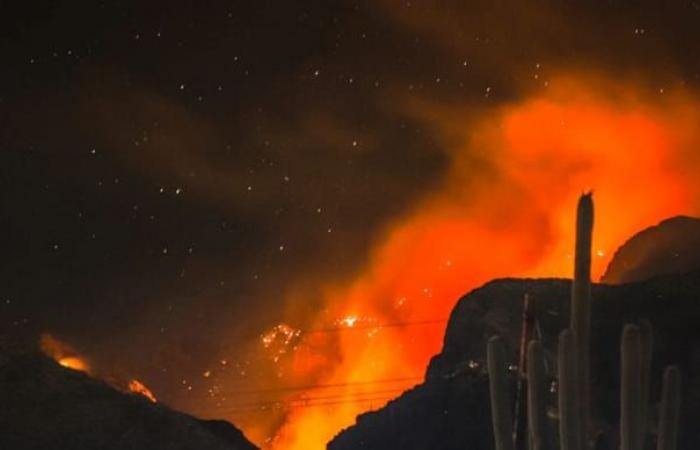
166,375,424,407
192,318,449,341
159,317,448,415
176,376,427,416
201,387,408,410
197,385,444,417
192,392,406,415
208,375,424,396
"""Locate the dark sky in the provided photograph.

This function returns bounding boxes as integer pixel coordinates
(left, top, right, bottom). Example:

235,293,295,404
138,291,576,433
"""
3,0,700,444
2,1,443,354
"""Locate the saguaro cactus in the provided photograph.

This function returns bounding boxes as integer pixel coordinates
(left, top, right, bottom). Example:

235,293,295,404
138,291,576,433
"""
571,192,594,449
558,329,581,450
657,366,681,450
621,325,642,450
488,336,515,450
486,193,682,450
639,319,654,447
527,340,552,450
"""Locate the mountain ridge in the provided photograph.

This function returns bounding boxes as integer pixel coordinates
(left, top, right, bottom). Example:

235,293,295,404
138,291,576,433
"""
0,348,258,450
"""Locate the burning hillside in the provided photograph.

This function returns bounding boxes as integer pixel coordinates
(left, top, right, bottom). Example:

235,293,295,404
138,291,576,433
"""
328,270,700,450
39,333,157,404
191,75,700,449
26,76,700,450
0,345,258,450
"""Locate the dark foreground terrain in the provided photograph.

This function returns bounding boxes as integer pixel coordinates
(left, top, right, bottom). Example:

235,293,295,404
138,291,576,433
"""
0,348,257,450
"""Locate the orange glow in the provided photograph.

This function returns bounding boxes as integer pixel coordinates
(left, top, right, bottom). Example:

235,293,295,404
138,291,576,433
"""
338,315,359,328
57,356,90,372
40,333,158,405
129,379,158,403
40,333,92,374
190,75,700,449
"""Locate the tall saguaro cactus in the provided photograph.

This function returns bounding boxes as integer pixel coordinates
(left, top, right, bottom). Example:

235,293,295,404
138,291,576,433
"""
571,192,594,449
488,336,515,450
558,330,581,450
639,319,654,447
621,325,642,450
486,193,683,450
657,366,681,450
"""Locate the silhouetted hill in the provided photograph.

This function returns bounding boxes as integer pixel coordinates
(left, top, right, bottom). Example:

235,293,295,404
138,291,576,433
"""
0,349,258,450
328,271,700,450
602,216,700,284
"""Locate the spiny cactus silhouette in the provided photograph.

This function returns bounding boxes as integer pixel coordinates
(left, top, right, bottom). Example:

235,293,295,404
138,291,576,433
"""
526,340,552,450
558,329,581,450
657,367,681,450
639,320,654,448
621,324,642,450
486,193,682,450
571,192,593,449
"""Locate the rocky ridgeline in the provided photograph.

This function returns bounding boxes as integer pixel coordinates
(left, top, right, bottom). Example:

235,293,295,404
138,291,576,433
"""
329,214,700,450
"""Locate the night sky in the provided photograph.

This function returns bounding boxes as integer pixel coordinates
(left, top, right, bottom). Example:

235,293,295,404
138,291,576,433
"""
4,1,700,446
3,1,443,370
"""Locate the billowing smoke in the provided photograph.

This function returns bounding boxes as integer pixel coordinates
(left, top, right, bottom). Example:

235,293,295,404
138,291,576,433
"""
249,74,700,448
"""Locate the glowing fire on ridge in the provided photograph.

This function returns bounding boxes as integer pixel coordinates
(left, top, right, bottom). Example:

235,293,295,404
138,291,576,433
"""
128,379,158,403
40,333,157,403
57,356,90,372
40,333,92,374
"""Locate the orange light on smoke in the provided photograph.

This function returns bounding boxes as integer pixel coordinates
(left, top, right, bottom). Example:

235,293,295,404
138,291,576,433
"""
255,77,700,450
40,333,92,374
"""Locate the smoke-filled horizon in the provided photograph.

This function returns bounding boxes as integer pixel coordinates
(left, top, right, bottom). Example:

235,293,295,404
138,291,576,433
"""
4,1,700,448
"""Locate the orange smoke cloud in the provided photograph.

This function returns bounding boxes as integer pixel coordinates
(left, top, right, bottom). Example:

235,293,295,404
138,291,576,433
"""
241,75,700,449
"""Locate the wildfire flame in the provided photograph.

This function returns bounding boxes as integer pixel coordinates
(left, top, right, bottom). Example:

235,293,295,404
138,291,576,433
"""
40,333,91,374
57,356,90,372
128,379,158,403
40,333,157,404
261,324,303,364
338,315,359,328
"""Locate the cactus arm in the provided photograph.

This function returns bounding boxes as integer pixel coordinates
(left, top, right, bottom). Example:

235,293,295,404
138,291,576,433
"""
639,319,654,447
570,192,594,449
527,340,552,450
621,325,642,450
